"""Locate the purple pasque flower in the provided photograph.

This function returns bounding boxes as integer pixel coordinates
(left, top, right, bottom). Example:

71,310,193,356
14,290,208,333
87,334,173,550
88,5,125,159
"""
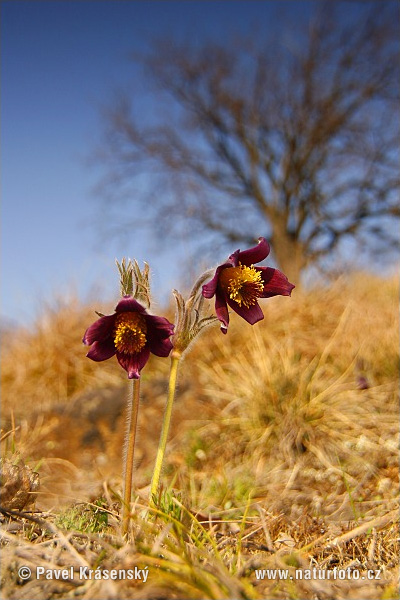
202,237,295,333
83,296,174,379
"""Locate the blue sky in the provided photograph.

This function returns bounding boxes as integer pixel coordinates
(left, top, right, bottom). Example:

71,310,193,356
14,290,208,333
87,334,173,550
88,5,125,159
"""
1,1,395,327
1,0,308,326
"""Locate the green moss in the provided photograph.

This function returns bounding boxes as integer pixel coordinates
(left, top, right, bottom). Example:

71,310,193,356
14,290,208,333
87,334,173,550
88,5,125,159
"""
55,498,109,533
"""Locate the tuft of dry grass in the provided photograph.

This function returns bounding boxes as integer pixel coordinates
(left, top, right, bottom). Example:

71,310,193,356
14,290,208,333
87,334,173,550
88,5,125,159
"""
1,297,124,416
1,272,399,599
176,274,398,519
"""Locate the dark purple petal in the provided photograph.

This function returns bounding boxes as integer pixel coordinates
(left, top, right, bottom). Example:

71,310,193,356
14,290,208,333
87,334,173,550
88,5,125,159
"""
227,249,241,267
116,347,151,379
115,295,147,314
258,267,295,297
146,314,174,356
148,336,174,357
202,263,231,299
83,314,116,345
215,290,229,333
146,314,175,338
226,297,264,325
86,338,116,362
237,237,270,266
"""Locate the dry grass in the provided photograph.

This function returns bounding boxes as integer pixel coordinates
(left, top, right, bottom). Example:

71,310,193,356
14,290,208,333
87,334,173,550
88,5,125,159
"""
1,272,399,599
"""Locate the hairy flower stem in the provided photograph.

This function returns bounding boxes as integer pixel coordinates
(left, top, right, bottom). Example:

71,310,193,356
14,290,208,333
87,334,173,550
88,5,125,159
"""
122,379,141,535
150,352,181,505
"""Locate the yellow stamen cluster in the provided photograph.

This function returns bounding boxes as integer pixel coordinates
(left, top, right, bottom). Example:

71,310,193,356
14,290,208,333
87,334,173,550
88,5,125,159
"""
219,264,264,308
114,312,147,354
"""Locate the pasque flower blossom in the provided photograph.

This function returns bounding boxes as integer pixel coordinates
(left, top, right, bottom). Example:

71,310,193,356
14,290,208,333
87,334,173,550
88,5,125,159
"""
202,237,295,333
83,296,174,378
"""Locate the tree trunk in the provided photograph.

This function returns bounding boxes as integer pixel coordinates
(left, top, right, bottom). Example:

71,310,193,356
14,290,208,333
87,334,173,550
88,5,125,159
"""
269,217,306,284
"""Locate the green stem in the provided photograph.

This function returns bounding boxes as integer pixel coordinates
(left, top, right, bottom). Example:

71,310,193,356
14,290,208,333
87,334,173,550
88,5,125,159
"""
122,378,141,535
150,353,181,505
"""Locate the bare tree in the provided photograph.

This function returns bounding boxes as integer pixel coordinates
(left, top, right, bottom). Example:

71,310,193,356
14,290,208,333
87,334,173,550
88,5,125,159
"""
97,2,399,281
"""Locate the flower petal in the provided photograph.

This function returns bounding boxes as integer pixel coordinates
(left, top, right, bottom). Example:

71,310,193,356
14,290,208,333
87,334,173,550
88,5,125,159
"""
227,249,240,267
86,338,116,361
146,314,174,356
83,314,116,345
215,290,229,333
146,314,175,338
115,295,147,314
226,297,264,325
202,263,231,299
148,336,174,357
237,237,270,266
258,267,295,297
116,347,151,379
